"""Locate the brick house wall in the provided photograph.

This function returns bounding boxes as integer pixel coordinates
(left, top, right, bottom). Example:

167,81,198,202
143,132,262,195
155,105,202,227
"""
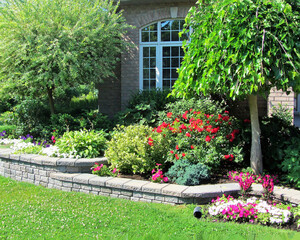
98,0,295,122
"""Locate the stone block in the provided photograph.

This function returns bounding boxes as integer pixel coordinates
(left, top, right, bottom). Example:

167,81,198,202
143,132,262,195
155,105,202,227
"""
123,180,149,191
42,157,59,166
162,184,188,197
89,176,114,187
164,196,179,204
143,193,155,200
101,187,112,194
73,174,97,184
50,172,80,182
57,158,76,167
133,191,143,198
62,182,73,188
182,185,223,198
106,178,132,188
142,182,169,194
120,190,133,197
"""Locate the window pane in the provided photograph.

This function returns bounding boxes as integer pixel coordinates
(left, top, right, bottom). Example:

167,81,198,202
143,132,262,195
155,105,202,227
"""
150,69,156,78
171,69,178,79
150,47,156,57
150,80,156,88
163,69,170,78
161,31,170,41
161,21,171,30
180,33,189,41
180,47,184,56
179,20,185,30
171,31,179,41
171,47,179,57
143,80,149,90
171,80,176,87
143,58,149,68
163,80,170,88
163,47,171,57
142,32,149,42
149,23,157,31
143,69,149,79
150,58,156,68
143,47,149,58
150,32,157,42
171,20,180,30
163,58,170,68
171,58,179,68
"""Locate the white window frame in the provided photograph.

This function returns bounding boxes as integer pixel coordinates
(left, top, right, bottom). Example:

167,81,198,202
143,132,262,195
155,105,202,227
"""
139,20,188,90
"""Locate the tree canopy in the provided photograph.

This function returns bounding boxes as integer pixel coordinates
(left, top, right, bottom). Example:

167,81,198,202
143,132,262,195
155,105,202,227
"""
0,0,130,114
173,0,299,174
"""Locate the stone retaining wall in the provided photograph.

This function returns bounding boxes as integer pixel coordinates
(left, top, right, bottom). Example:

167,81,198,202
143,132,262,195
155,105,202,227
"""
1,148,299,205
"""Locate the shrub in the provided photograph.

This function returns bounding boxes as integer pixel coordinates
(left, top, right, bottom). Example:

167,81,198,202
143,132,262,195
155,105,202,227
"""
271,104,293,126
55,130,107,158
91,163,118,177
281,137,300,188
166,159,210,186
115,89,175,126
155,108,244,170
105,125,170,175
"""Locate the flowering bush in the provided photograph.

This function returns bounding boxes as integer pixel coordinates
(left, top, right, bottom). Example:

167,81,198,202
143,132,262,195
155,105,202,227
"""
208,195,292,225
228,171,278,199
151,163,168,183
154,108,244,169
91,163,118,177
106,125,170,175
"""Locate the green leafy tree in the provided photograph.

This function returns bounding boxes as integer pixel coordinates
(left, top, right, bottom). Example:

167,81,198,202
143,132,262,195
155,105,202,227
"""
173,0,299,174
0,0,130,114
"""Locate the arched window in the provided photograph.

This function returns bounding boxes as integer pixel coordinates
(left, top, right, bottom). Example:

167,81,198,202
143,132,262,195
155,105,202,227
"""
139,20,189,90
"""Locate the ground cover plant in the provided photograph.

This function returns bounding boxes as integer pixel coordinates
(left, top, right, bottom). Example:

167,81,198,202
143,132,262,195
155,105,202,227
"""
0,176,299,240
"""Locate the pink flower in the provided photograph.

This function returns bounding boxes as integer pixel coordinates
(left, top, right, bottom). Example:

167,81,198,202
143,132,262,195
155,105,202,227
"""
112,168,117,174
163,177,168,182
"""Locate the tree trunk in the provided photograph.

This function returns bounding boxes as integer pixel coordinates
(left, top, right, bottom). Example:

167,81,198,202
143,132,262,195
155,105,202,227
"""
47,87,55,115
248,94,263,175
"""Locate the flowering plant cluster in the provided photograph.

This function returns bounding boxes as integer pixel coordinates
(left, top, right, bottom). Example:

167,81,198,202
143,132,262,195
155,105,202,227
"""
228,171,278,199
151,163,168,183
91,163,118,177
150,109,244,169
208,195,292,225
0,130,6,138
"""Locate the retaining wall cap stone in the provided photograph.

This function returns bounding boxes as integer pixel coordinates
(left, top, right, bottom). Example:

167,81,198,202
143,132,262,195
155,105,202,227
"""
74,158,105,167
122,179,149,191
50,172,81,181
8,154,20,161
89,157,108,165
73,174,98,184
19,154,40,163
182,185,223,198
41,157,59,166
161,184,189,197
89,176,114,186
142,182,170,194
57,158,76,166
31,156,47,165
106,178,133,188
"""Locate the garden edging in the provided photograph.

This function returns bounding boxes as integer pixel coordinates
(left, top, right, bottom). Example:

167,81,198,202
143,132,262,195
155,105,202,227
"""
0,148,299,205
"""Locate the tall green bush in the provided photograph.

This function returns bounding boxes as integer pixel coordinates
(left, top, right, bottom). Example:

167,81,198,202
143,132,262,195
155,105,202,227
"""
106,125,170,175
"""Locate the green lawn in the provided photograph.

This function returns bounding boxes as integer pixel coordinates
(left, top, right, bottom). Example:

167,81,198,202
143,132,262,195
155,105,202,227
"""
0,176,299,240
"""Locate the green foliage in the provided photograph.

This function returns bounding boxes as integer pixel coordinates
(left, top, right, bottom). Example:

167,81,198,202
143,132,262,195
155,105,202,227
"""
56,130,107,158
0,111,14,125
166,159,210,186
14,145,43,155
0,125,16,137
173,0,299,99
106,125,170,175
158,97,226,123
115,89,175,126
0,0,131,113
271,104,293,126
281,137,300,188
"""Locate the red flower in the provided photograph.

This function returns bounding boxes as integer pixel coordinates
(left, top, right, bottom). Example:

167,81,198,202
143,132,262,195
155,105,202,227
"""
170,150,174,154
167,112,173,118
225,111,229,114
176,145,179,150
182,153,186,157
148,137,154,146
222,116,230,122
205,136,211,142
186,132,191,137
156,127,162,133
244,119,251,123
191,145,194,149
175,154,179,160
179,124,187,130
182,111,188,120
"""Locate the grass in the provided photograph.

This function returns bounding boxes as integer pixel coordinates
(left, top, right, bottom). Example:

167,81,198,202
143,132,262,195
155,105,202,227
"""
0,176,299,240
